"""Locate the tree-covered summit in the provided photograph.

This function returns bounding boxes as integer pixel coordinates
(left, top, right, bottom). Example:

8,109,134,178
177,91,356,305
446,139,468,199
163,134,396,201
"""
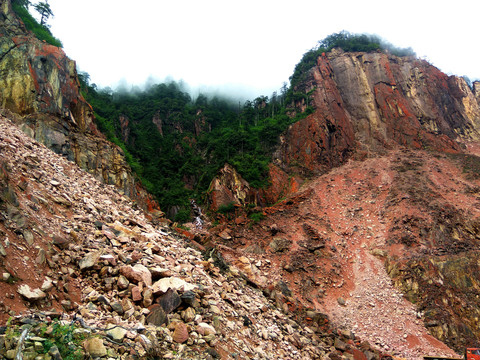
289,31,415,89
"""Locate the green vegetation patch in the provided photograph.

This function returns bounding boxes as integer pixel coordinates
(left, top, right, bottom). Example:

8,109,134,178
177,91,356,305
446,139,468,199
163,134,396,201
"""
11,1,63,47
81,79,300,219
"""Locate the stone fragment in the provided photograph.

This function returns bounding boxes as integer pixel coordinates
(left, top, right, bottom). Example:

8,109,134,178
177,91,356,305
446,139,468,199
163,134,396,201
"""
269,237,292,253
61,300,74,310
111,301,124,315
99,254,116,266
121,298,133,312
0,243,6,257
172,322,189,343
132,285,143,302
182,307,196,323
36,248,46,264
2,272,11,282
180,291,196,307
79,251,101,270
150,267,172,280
218,230,231,240
117,275,129,289
146,304,168,326
152,277,196,295
93,221,104,230
34,341,43,352
49,345,62,360
17,284,46,301
106,326,127,341
1,185,18,206
334,337,347,351
52,196,72,207
157,288,181,314
83,337,107,357
22,230,34,245
337,297,346,306
196,322,216,336
204,333,216,343
41,278,53,292
143,288,153,307
210,304,221,315
119,264,152,286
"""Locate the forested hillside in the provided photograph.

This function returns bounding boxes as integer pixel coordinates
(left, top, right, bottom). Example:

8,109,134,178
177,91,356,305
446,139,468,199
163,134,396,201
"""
81,81,295,220
80,31,415,220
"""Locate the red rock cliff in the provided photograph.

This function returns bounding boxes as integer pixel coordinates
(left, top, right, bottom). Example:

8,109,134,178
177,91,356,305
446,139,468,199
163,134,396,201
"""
275,49,480,176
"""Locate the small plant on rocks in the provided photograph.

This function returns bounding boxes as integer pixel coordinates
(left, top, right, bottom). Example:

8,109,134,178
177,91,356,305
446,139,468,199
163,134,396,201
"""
38,321,86,360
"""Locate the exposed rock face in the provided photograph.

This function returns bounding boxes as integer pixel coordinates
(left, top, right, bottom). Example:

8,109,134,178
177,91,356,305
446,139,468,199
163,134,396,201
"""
259,164,302,205
0,0,94,129
207,163,253,211
0,0,157,212
152,111,163,136
210,50,480,209
118,114,131,143
276,49,480,176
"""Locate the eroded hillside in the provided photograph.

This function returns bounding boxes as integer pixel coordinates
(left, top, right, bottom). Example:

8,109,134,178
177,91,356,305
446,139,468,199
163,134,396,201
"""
209,146,480,357
0,114,404,360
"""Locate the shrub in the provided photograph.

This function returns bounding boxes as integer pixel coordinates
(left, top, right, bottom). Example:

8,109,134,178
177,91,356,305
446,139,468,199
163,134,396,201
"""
217,202,236,214
39,321,86,360
249,211,265,223
174,208,191,223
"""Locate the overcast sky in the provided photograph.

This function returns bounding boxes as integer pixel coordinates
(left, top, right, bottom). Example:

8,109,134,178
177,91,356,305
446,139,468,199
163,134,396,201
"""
37,0,479,99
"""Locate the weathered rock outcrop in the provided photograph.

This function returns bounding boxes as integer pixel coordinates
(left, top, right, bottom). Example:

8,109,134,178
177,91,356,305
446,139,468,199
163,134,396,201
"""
0,0,158,212
207,163,302,211
276,49,480,176
207,163,253,211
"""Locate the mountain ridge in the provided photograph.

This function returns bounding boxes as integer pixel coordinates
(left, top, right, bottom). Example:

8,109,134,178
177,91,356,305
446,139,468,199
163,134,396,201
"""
3,0,480,358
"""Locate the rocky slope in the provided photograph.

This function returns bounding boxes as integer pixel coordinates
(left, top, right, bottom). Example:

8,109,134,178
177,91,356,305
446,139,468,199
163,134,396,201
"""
205,49,480,357
0,0,157,213
209,147,480,358
0,114,400,359
2,0,480,356
209,49,480,210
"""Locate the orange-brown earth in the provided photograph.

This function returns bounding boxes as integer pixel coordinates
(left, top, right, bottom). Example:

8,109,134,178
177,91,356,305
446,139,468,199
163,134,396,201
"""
210,145,480,359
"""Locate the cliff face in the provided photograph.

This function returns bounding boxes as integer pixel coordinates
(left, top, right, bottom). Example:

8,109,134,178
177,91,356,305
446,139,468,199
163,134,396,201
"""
206,50,480,355
210,50,480,210
0,0,158,212
276,49,480,176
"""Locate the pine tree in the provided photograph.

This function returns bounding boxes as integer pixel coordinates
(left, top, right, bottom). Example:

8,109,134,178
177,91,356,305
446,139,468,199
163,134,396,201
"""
33,1,53,26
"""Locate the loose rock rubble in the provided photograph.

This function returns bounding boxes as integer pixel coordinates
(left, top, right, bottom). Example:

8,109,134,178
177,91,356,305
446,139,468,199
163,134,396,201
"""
0,116,393,358
209,151,476,360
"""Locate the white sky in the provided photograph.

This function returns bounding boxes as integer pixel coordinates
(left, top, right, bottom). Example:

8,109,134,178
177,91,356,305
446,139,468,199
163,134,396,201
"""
37,0,480,98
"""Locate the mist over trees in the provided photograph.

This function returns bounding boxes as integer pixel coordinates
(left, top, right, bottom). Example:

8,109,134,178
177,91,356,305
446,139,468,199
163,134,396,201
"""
79,76,298,220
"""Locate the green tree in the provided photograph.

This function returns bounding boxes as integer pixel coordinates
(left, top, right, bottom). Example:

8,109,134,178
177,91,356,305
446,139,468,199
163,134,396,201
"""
33,1,53,26
11,0,62,46
11,0,31,8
